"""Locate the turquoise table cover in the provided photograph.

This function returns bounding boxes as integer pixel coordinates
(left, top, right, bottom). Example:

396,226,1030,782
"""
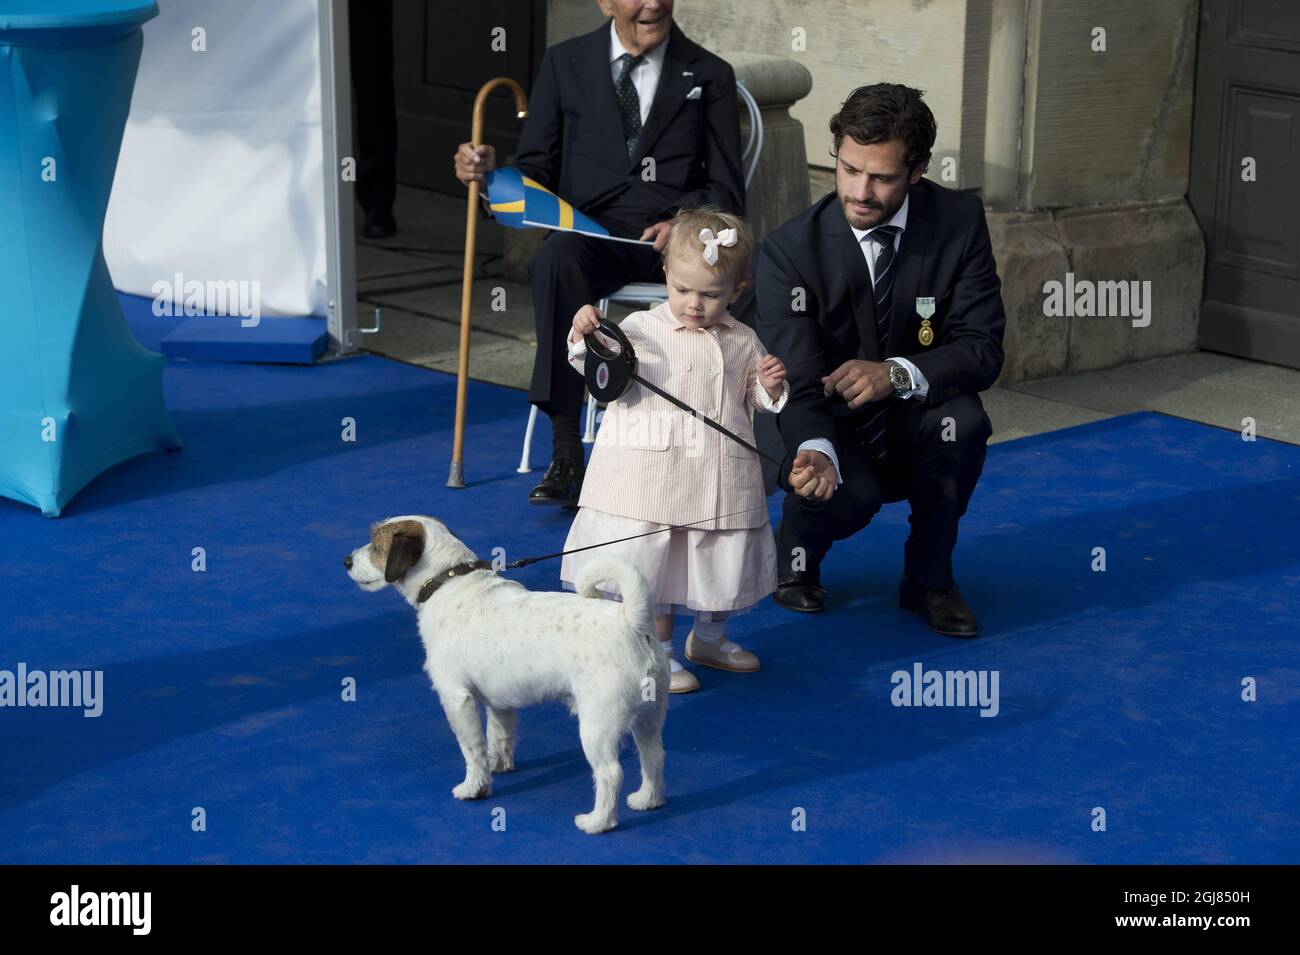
0,0,179,517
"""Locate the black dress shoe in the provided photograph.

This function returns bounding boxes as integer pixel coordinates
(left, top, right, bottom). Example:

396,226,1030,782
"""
899,575,979,638
772,521,825,612
362,208,397,239
774,568,826,613
528,457,584,507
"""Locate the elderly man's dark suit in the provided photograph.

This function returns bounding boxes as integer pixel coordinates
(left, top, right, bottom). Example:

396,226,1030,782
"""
512,22,745,427
754,178,1005,598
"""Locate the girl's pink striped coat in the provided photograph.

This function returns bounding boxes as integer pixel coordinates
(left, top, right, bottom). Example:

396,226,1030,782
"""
566,302,788,531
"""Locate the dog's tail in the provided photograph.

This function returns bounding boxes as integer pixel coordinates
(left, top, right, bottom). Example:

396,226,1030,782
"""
574,557,655,639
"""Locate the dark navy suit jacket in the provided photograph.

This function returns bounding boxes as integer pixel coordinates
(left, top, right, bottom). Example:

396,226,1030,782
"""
752,179,1006,487
513,22,745,235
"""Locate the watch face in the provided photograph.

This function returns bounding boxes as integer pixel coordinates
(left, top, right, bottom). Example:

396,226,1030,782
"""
891,365,909,389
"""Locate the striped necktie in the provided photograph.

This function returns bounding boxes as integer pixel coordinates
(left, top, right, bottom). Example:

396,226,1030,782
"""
615,53,644,159
868,225,900,352
858,225,901,460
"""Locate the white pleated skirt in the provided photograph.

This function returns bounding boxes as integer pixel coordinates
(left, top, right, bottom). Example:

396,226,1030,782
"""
559,507,778,618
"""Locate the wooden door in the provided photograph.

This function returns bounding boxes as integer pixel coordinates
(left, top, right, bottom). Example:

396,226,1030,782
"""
1190,0,1300,368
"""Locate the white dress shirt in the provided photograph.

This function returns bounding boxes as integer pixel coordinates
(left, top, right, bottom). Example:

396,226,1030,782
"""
798,193,930,485
609,19,669,125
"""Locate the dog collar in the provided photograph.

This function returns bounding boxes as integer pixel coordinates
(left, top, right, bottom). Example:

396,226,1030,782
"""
416,560,494,603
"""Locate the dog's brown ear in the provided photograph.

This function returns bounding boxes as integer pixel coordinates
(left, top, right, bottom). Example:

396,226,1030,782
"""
384,529,424,582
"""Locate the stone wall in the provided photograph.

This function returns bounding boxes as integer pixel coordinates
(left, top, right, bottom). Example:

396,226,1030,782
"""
991,0,1204,382
1019,0,1199,208
990,201,1204,385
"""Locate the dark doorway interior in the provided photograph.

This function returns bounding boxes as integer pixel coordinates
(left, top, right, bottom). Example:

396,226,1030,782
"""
393,0,547,196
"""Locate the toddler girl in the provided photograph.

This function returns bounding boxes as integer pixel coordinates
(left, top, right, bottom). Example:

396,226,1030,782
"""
559,207,787,693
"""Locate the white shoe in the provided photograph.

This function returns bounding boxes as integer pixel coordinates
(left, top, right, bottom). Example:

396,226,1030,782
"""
662,641,700,693
669,668,700,693
685,631,761,672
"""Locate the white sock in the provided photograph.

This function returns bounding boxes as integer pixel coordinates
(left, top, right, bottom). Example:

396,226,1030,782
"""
693,617,735,651
660,636,682,673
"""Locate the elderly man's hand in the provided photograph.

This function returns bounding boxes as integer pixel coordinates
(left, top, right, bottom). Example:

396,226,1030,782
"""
454,142,497,186
789,450,836,502
639,221,673,252
822,359,892,410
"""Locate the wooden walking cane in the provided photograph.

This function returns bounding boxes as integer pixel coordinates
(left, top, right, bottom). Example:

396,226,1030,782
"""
448,77,528,488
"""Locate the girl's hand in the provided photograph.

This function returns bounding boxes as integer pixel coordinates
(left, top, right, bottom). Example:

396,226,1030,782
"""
757,354,786,401
571,305,603,344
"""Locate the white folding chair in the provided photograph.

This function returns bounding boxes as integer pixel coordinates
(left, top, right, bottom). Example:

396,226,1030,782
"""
517,81,764,473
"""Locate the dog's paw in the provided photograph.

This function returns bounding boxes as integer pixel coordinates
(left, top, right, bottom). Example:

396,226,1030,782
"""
574,811,617,834
626,788,665,812
452,778,491,800
489,752,516,774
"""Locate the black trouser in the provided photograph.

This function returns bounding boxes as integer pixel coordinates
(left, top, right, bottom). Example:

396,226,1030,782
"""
776,392,993,591
349,0,397,217
527,231,662,420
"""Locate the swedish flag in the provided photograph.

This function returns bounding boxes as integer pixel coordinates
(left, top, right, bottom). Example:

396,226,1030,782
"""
486,167,633,241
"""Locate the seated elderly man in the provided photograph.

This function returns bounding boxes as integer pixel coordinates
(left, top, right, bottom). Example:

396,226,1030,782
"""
454,0,744,506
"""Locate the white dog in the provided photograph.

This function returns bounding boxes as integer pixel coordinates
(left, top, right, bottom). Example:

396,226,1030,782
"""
345,515,669,833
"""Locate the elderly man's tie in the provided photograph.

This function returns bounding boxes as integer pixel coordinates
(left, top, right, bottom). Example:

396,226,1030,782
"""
859,225,900,460
616,53,644,159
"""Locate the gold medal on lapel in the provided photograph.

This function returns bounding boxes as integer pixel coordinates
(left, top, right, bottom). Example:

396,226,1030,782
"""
916,297,935,346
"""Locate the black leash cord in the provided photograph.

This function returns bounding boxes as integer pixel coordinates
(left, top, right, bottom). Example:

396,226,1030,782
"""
418,505,773,602
631,374,785,468
583,319,784,468
505,504,770,568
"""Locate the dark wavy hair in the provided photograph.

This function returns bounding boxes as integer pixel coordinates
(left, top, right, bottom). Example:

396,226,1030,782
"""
829,84,937,169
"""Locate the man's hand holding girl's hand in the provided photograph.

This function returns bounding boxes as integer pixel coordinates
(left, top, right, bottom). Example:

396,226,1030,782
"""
757,354,787,402
789,449,836,502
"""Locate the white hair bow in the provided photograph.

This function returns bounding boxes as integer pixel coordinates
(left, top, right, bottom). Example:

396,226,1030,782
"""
699,227,737,266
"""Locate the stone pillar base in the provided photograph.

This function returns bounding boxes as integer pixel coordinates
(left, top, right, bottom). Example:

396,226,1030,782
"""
990,198,1205,384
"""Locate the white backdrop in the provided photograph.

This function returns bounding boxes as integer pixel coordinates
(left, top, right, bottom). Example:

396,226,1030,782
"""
104,0,328,319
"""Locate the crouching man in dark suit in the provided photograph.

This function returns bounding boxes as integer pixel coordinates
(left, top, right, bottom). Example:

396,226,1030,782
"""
454,0,744,507
754,84,1005,637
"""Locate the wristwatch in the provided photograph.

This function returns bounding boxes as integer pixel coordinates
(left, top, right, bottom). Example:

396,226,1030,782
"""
885,359,914,395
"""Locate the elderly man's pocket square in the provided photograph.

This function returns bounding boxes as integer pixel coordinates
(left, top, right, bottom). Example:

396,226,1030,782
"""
686,86,703,100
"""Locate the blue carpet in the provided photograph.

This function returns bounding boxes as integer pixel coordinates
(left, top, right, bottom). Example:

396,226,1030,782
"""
1,346,1297,864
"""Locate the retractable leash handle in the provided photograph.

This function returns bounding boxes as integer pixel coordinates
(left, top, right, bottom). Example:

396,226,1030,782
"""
583,318,637,402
